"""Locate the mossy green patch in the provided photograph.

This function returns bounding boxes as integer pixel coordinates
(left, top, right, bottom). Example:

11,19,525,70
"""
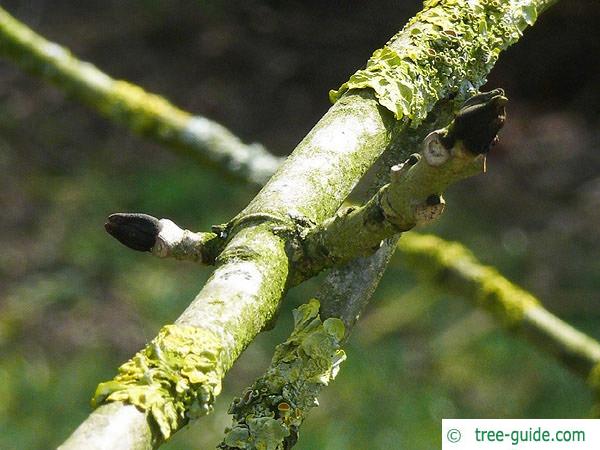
219,299,346,450
101,80,189,137
92,324,223,440
330,0,545,125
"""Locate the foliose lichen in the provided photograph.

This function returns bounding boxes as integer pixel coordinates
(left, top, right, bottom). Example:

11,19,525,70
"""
330,0,542,125
219,299,346,450
399,233,539,326
92,324,223,440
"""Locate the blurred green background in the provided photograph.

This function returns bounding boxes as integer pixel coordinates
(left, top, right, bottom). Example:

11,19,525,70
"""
1,1,599,448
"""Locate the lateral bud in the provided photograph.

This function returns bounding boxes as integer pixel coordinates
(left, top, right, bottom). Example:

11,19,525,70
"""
442,88,508,155
105,213,160,252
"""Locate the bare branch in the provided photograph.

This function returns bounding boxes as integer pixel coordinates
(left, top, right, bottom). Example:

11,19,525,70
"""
301,91,506,274
399,233,600,381
0,7,282,186
105,213,223,264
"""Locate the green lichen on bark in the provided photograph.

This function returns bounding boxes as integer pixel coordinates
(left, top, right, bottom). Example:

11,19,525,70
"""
0,6,188,136
399,233,539,326
300,90,507,277
219,299,345,450
92,324,224,441
176,222,290,364
330,0,552,124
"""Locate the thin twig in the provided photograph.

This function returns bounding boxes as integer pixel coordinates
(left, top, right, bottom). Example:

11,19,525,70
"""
105,213,223,264
398,233,600,382
0,7,282,186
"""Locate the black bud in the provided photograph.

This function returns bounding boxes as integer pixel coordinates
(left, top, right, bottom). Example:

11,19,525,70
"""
105,213,160,252
461,88,505,109
447,89,508,154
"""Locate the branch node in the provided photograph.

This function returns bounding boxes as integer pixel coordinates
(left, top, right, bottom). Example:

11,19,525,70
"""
299,89,507,274
153,219,185,258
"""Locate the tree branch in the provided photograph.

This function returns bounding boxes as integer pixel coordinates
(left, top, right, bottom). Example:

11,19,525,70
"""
219,299,346,450
212,88,509,450
217,237,400,450
0,7,282,187
399,233,600,383
62,88,394,450
301,91,506,275
0,15,442,447
219,229,600,450
105,213,223,264
18,0,560,448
